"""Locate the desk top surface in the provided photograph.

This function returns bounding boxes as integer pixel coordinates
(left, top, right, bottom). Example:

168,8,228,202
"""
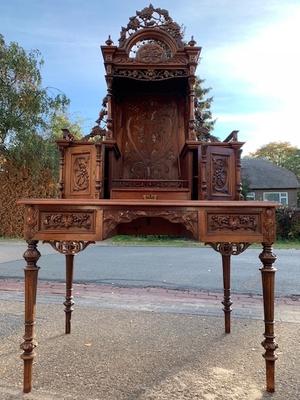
18,199,279,208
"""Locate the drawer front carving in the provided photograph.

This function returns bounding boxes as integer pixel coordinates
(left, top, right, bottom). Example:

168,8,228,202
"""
24,206,101,240
40,212,94,232
199,209,263,243
208,214,258,232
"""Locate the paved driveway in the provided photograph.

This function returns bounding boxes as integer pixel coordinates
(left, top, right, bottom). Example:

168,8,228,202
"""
0,242,299,297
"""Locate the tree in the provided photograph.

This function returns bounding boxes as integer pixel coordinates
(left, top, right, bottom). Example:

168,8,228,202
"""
194,77,218,141
8,113,83,178
249,142,300,178
0,34,69,153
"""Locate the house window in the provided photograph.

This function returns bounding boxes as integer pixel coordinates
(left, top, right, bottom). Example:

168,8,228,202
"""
263,192,288,205
246,192,255,200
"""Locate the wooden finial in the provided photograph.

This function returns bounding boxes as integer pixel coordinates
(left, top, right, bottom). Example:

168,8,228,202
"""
188,36,196,46
105,35,113,46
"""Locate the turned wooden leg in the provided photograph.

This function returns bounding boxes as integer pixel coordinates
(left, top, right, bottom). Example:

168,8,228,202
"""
64,254,74,334
21,240,40,393
222,254,232,334
259,243,278,393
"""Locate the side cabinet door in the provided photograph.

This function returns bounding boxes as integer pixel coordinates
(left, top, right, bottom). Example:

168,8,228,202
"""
206,146,236,200
64,145,96,199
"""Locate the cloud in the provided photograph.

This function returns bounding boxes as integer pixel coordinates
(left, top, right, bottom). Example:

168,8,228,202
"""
203,5,300,152
216,110,299,154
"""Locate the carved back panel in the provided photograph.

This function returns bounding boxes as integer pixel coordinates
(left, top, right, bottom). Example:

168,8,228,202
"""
114,92,185,181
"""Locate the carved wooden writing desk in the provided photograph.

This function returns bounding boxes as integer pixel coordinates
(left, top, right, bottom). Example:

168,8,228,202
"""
18,198,278,394
18,5,279,394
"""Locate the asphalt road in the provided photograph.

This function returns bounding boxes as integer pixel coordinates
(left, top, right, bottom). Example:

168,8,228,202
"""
0,242,299,297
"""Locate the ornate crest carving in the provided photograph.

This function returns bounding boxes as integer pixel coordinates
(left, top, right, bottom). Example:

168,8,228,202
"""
103,209,198,239
136,42,166,63
208,214,258,232
119,4,183,46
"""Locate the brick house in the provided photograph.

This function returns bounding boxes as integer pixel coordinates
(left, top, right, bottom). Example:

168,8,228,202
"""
241,158,300,207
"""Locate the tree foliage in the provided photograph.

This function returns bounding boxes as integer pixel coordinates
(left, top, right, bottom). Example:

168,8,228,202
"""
194,77,218,141
249,142,300,178
0,34,83,179
0,34,69,154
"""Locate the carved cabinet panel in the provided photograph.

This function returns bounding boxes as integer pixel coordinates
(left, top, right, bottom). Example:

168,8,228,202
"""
206,146,236,200
64,145,97,198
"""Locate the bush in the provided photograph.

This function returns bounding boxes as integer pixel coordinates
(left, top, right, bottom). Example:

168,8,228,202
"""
276,207,300,240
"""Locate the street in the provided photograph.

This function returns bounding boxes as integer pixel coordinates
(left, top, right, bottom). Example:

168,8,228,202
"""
0,242,299,297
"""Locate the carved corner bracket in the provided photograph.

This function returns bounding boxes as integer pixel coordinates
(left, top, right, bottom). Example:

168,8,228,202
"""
206,242,251,256
43,240,95,255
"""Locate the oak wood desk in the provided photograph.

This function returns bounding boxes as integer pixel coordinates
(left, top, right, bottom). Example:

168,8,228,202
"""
18,199,278,393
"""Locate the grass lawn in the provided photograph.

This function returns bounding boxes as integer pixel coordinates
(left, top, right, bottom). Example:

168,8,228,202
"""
107,235,300,249
1,235,299,249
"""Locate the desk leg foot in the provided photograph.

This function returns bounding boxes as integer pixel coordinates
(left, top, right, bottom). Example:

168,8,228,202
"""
259,243,278,393
64,254,74,334
222,254,232,334
21,240,40,393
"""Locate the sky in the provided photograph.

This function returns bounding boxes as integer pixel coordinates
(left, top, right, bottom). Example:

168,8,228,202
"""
1,0,300,154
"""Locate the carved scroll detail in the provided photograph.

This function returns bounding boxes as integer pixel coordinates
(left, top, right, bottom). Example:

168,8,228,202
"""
113,68,187,80
262,208,276,244
44,240,95,255
212,155,229,194
209,214,258,232
103,209,198,239
114,54,187,65
41,213,92,230
112,179,188,188
207,242,251,256
24,206,39,239
73,155,89,191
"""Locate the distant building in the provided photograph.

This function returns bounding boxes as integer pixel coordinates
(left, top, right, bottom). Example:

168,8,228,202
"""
241,158,300,207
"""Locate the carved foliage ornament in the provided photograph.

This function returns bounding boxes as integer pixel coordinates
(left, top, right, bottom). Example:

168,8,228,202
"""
24,206,39,239
209,214,258,232
44,240,95,255
119,4,183,46
42,213,92,230
262,208,276,244
207,242,251,256
103,209,198,239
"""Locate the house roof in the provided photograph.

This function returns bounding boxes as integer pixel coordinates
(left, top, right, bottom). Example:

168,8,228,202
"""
241,158,300,189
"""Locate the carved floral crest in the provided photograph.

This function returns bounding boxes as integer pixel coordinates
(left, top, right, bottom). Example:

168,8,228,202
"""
119,4,184,46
